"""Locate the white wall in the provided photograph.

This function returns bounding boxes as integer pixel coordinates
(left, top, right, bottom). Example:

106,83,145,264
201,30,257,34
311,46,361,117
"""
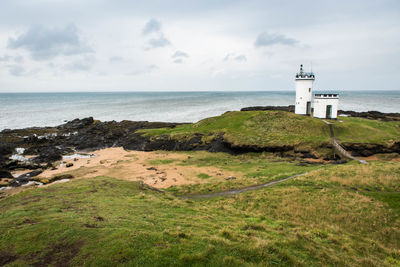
313,97,339,119
295,78,314,115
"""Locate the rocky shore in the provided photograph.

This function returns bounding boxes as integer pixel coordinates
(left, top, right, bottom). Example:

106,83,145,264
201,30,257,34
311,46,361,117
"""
1,107,399,189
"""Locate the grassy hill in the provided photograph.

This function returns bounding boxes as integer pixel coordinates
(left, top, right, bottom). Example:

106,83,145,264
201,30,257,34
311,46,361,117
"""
0,160,399,266
141,111,400,150
334,116,400,144
1,111,400,266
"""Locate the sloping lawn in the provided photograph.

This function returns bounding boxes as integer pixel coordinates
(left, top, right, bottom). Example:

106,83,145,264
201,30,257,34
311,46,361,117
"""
0,161,399,266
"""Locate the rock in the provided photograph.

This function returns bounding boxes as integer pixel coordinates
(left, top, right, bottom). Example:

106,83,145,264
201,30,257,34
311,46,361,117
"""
147,167,158,171
66,163,73,168
58,117,94,130
16,170,43,180
32,147,65,164
0,178,12,187
338,110,400,121
8,170,43,187
0,143,14,157
241,105,295,112
32,174,74,184
225,176,237,180
53,174,74,180
0,170,13,178
341,142,400,157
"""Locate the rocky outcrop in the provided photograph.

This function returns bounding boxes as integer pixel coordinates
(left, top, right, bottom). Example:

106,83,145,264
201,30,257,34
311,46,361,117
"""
338,110,400,121
0,118,187,187
0,170,13,178
241,105,295,112
341,142,400,157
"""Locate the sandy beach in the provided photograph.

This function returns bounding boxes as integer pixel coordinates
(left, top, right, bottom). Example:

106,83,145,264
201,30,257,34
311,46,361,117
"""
35,147,239,189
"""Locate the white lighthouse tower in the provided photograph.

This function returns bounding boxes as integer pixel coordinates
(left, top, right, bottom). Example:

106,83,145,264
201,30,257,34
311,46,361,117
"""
295,64,315,115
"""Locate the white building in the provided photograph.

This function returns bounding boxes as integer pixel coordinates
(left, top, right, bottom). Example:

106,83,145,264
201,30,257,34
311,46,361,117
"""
295,64,314,115
294,64,339,119
313,94,339,119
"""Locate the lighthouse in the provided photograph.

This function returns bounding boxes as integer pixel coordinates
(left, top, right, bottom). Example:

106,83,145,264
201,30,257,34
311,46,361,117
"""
295,64,315,115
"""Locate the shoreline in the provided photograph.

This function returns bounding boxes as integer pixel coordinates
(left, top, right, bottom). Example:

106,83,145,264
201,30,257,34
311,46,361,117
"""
1,106,400,192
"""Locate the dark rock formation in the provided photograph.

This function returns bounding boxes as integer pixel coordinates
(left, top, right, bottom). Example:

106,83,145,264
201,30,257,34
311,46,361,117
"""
0,118,187,175
241,105,295,112
9,170,43,187
57,117,94,130
338,110,400,121
341,142,400,157
0,170,13,178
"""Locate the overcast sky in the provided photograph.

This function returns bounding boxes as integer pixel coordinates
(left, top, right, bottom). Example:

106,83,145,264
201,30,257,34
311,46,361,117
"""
0,0,399,92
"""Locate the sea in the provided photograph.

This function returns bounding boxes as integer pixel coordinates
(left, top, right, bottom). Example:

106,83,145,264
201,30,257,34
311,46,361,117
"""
0,90,399,131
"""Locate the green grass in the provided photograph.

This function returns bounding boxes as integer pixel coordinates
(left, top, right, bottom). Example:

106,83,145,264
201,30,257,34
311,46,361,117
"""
147,159,176,165
1,161,399,266
197,173,211,179
139,111,400,154
334,116,400,144
165,151,323,195
141,111,332,150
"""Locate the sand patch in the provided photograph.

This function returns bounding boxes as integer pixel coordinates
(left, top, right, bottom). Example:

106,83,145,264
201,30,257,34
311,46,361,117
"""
38,147,239,188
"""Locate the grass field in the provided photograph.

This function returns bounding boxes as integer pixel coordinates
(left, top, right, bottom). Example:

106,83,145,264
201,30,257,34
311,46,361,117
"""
1,160,399,266
159,151,323,195
140,111,400,150
333,116,400,144
1,111,400,266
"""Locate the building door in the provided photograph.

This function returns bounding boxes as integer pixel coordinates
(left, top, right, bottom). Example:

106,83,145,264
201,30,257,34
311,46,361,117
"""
326,105,332,119
306,101,311,115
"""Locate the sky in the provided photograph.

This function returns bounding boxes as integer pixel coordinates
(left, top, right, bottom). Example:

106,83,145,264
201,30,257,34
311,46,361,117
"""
0,0,399,92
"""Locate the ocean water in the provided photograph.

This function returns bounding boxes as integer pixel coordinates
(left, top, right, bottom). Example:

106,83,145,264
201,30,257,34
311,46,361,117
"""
0,91,399,131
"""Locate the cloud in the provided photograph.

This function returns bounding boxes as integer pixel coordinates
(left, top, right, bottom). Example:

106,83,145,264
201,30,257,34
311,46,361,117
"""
254,32,298,47
7,64,39,76
171,50,189,63
109,56,123,63
142,19,161,35
223,53,247,62
142,19,171,50
0,55,12,62
7,24,93,60
8,65,25,76
14,55,24,63
172,51,189,58
0,55,24,63
64,61,92,72
64,56,95,72
146,34,170,49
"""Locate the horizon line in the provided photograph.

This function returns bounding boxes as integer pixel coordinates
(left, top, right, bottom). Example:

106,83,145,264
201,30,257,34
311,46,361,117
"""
1,89,399,94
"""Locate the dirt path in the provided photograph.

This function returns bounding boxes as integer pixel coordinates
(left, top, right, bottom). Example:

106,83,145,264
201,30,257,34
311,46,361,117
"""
181,172,307,199
323,120,367,164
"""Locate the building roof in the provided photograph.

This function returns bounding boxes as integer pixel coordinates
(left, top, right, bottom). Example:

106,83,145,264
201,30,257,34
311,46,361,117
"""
314,93,339,99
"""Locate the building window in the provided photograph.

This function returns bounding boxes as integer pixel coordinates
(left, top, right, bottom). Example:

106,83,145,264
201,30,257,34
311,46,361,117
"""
309,88,311,92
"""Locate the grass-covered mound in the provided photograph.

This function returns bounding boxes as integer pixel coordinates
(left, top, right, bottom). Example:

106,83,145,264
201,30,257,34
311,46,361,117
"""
334,116,400,144
1,161,399,266
141,111,400,151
